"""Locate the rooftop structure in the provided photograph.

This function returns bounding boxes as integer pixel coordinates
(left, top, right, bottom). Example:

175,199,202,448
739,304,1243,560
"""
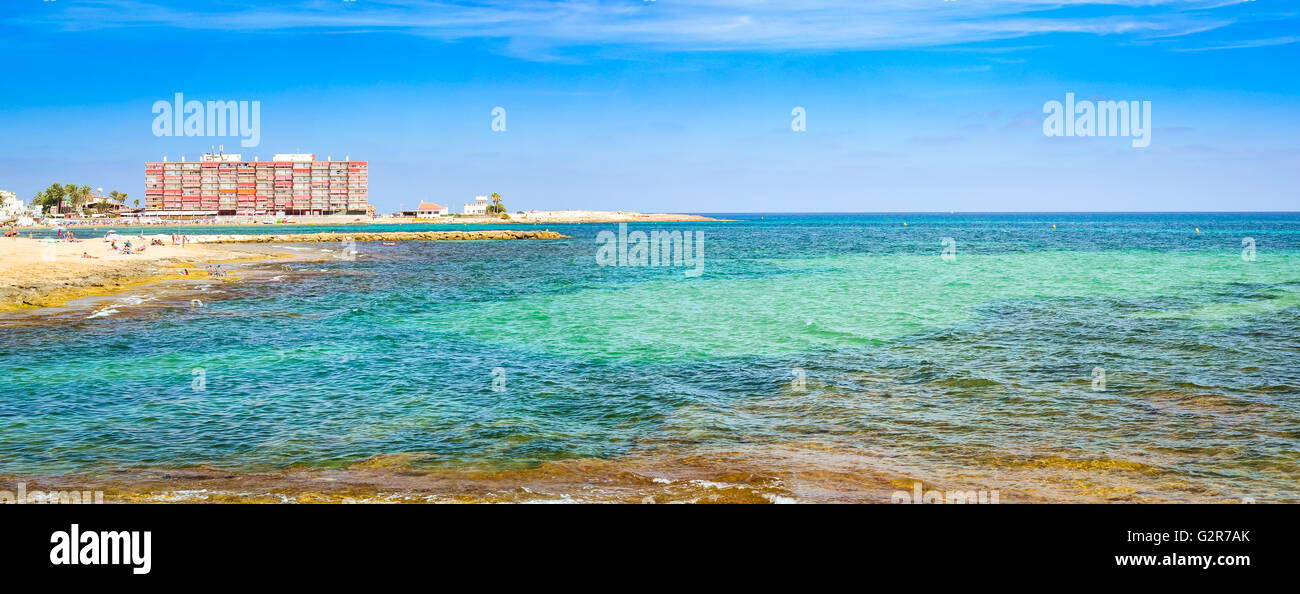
416,202,448,216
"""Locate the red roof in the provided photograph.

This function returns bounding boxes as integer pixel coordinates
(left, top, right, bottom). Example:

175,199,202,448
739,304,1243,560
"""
417,202,445,211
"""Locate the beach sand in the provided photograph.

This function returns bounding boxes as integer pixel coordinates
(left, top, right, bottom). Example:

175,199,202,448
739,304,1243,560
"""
0,233,296,311
0,230,569,312
0,236,274,312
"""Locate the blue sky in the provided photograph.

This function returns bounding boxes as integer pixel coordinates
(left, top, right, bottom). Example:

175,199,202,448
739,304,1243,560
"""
1,0,1297,212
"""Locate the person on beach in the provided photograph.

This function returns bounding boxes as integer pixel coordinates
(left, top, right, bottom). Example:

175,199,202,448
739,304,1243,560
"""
81,252,97,259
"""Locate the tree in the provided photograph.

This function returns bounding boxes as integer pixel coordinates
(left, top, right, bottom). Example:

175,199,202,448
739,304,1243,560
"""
40,183,65,214
59,183,80,214
73,185,92,212
488,192,505,215
62,183,76,213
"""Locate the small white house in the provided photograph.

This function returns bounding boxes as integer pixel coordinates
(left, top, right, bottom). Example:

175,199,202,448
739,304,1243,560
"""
417,202,448,217
0,190,23,218
463,195,489,216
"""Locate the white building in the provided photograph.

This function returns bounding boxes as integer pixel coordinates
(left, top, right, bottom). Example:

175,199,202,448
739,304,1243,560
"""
0,190,24,217
417,201,448,217
0,190,36,225
463,195,489,216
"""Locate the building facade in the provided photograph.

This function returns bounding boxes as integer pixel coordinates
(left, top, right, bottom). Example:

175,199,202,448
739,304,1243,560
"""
0,190,24,218
145,152,369,215
463,195,489,215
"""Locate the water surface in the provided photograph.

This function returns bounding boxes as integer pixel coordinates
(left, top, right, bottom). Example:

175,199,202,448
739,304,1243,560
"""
2,213,1296,502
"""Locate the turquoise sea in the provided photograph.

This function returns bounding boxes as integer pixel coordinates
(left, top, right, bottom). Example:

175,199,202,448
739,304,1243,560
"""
2,213,1298,502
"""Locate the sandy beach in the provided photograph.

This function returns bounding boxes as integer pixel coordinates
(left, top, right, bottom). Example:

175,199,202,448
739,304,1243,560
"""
0,229,568,311
0,236,275,312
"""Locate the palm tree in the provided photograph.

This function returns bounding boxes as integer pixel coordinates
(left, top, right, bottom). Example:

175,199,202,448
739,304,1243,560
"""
75,185,92,213
489,192,504,215
44,183,66,214
61,183,83,214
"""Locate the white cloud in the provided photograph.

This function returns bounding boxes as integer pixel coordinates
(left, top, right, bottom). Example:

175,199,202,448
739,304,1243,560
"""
1171,35,1300,51
9,0,1277,56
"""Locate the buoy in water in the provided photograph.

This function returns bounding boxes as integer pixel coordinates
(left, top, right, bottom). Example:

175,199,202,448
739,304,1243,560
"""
903,222,908,226
1196,228,1200,233
1052,224,1056,229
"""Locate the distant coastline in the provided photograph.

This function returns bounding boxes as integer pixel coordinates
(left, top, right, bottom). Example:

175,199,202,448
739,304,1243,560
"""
10,210,725,229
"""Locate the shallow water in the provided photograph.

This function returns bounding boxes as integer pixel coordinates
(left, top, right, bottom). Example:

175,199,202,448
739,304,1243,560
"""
1,213,1297,502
